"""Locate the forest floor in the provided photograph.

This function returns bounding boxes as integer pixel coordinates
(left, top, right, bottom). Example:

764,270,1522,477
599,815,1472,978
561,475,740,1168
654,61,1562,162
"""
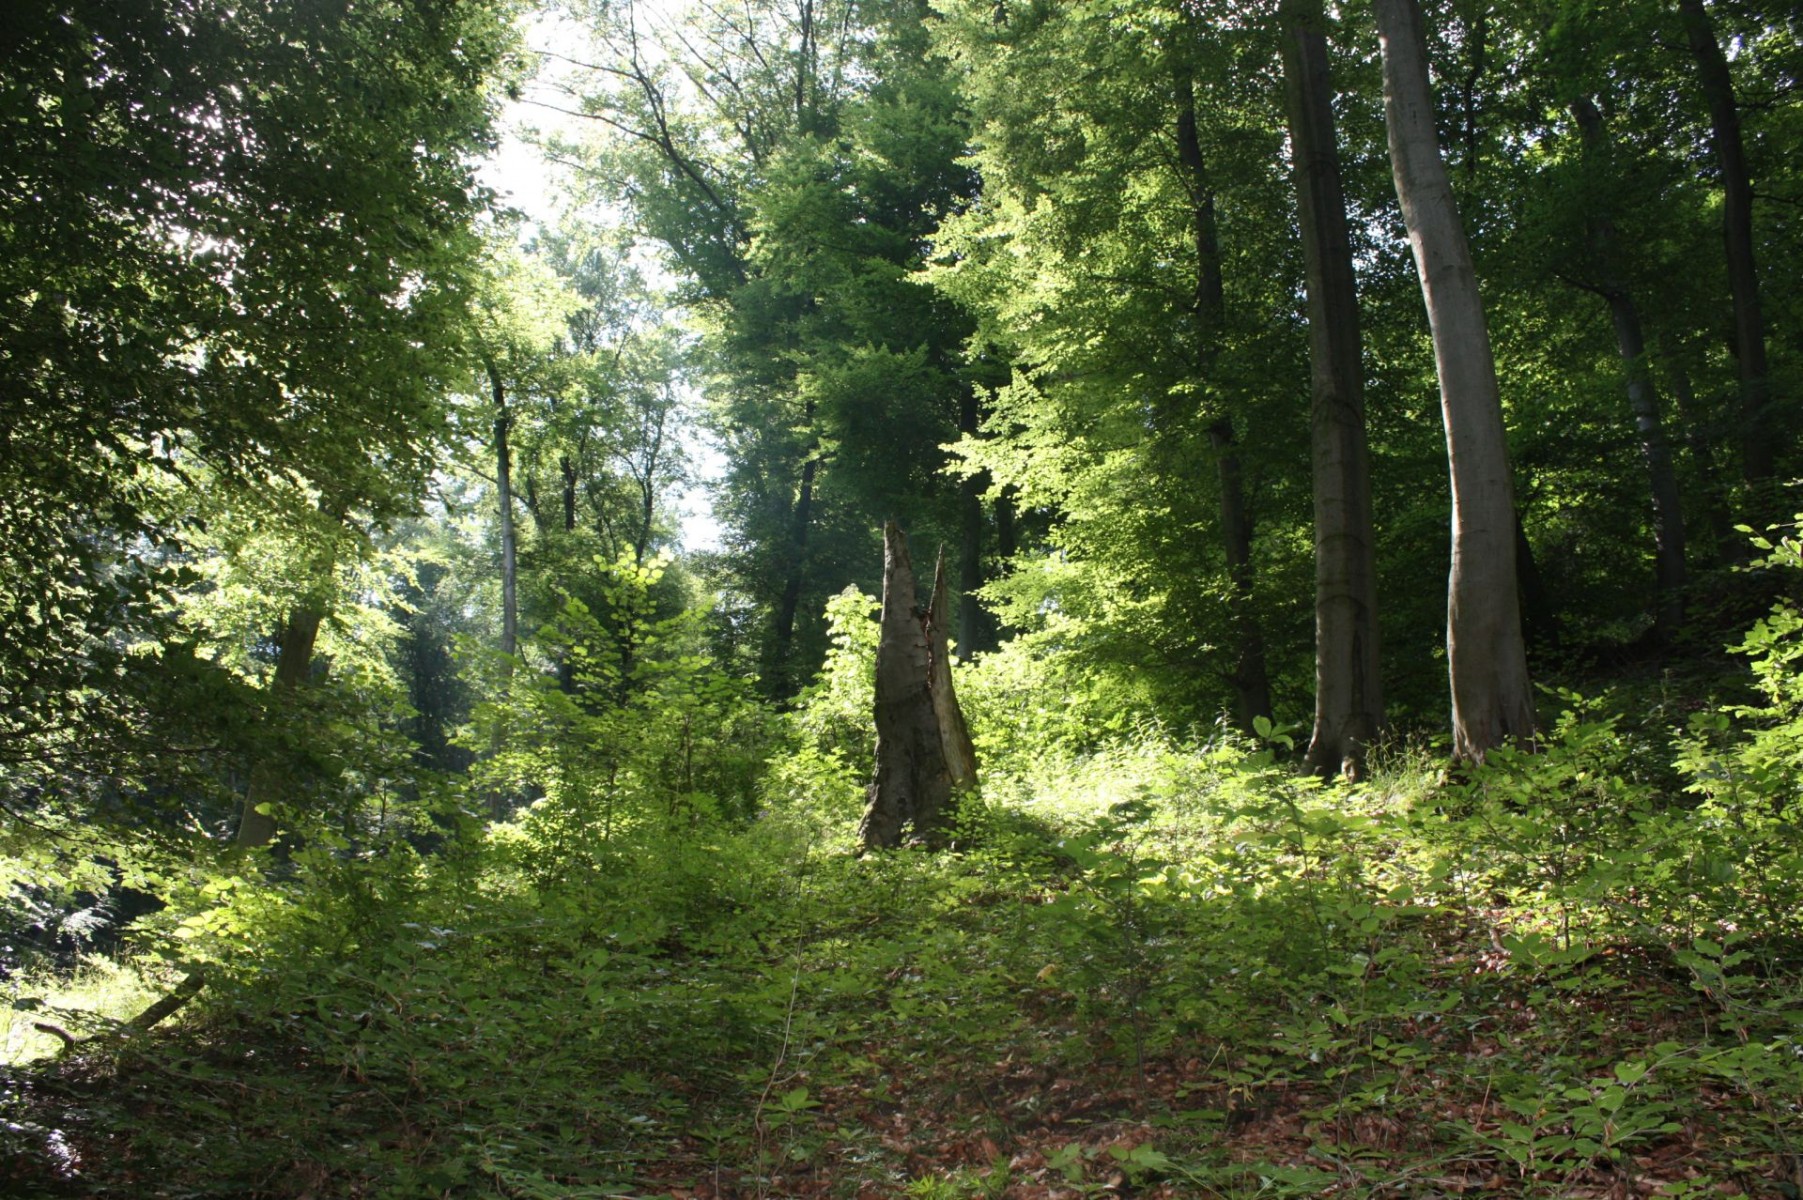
4,733,1801,1199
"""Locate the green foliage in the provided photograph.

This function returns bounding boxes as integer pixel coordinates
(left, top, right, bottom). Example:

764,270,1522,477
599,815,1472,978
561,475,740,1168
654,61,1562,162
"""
565,0,986,692
471,550,773,861
0,0,518,794
13,659,1803,1196
13,1,1803,1197
1,957,168,1065
1671,518,1803,935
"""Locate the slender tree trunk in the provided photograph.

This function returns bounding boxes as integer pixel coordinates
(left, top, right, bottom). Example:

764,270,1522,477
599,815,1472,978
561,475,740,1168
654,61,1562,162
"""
235,607,323,849
555,455,579,692
1677,0,1776,485
1375,0,1534,761
631,385,671,567
1666,355,1742,563
1603,291,1687,636
561,454,578,534
996,487,1017,559
859,526,976,850
1458,1,1487,183
486,360,518,662
1208,418,1274,731
956,390,996,656
772,449,816,695
1570,97,1688,639
1513,510,1560,651
1281,0,1384,779
1176,70,1274,732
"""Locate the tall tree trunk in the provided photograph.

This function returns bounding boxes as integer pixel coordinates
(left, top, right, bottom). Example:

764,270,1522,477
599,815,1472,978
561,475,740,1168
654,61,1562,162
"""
859,526,976,850
1375,0,1534,761
486,360,518,662
1457,0,1487,182
1208,418,1274,731
561,454,578,535
1666,354,1742,563
1176,70,1274,731
1677,0,1776,485
234,607,324,849
1570,97,1688,640
956,390,996,656
772,448,817,695
1281,0,1384,779
996,486,1017,559
1513,509,1560,651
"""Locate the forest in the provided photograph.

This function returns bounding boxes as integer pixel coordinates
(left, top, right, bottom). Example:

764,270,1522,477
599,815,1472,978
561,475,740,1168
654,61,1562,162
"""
2,0,1801,1195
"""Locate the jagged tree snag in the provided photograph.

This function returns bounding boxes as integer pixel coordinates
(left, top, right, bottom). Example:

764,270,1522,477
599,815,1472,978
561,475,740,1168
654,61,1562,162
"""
858,524,977,850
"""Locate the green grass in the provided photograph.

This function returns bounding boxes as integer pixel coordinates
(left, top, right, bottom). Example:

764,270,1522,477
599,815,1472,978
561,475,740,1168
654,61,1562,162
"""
1,956,167,1065
5,702,1803,1197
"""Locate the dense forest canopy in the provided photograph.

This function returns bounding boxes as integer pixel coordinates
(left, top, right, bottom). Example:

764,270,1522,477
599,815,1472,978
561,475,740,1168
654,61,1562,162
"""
2,0,1802,1195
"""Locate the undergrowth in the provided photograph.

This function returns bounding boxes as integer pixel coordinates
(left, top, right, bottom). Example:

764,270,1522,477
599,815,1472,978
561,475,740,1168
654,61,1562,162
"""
6,708,1803,1198
1,958,167,1066
5,528,1803,1197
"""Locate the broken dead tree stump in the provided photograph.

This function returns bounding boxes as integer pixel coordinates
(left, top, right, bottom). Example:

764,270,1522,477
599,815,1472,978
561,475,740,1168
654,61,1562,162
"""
858,523,978,850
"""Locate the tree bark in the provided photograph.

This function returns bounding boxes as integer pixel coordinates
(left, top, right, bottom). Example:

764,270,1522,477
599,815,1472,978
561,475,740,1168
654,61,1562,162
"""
1176,70,1274,732
858,525,977,850
927,549,979,795
234,607,323,849
1513,509,1560,652
486,359,519,662
1569,96,1688,640
957,389,996,656
1375,0,1534,761
561,454,578,535
1677,0,1776,485
771,408,818,697
1208,417,1274,732
1281,0,1384,779
1665,354,1742,564
996,486,1017,560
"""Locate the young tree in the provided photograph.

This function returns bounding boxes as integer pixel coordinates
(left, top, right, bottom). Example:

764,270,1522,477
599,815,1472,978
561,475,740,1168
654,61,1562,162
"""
1374,0,1534,759
931,0,1310,730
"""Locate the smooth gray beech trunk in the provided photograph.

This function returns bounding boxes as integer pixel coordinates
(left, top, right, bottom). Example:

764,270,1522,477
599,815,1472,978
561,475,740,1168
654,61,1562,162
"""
1677,0,1775,485
1570,97,1688,640
1281,0,1384,779
1375,0,1534,761
858,525,977,850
